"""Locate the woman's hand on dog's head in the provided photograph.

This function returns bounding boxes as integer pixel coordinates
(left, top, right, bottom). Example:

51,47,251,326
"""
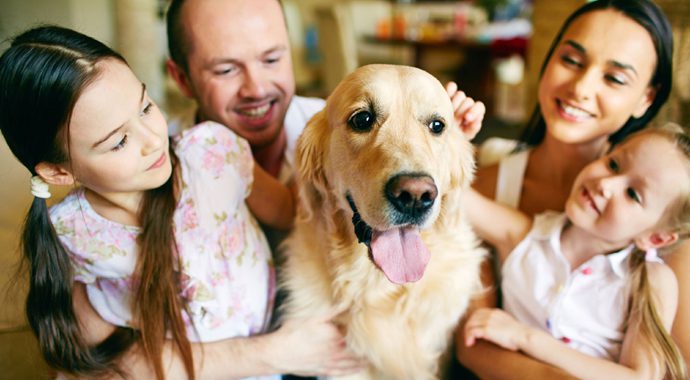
446,81,486,141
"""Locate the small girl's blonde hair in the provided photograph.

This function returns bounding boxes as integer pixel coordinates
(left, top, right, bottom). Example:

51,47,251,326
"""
627,123,689,380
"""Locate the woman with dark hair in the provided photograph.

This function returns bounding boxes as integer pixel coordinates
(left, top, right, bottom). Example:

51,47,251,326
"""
475,0,673,215
518,0,673,150
0,25,363,379
457,0,684,378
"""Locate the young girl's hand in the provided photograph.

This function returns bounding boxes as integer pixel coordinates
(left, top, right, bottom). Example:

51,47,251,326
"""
464,307,530,351
446,81,486,141
273,313,367,376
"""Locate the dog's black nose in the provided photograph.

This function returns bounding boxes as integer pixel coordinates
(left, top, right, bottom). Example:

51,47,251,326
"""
385,174,437,218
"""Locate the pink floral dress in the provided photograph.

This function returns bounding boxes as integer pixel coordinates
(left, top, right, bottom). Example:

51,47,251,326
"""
50,122,275,344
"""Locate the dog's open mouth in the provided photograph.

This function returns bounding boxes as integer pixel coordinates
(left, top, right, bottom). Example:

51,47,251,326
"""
346,193,430,284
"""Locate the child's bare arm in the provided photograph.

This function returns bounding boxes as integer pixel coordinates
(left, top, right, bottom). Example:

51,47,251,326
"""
71,282,364,379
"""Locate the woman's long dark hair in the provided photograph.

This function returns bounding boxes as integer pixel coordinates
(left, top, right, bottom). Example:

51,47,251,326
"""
0,26,194,379
519,0,673,147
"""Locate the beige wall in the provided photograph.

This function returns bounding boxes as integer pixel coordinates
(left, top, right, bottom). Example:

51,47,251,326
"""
0,0,115,52
0,0,166,106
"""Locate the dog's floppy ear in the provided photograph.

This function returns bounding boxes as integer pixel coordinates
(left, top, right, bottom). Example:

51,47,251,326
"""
297,109,328,184
295,109,331,220
439,132,475,231
440,132,476,225
449,134,476,190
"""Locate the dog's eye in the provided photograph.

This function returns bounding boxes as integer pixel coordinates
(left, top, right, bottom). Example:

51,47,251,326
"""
428,120,445,135
348,111,375,132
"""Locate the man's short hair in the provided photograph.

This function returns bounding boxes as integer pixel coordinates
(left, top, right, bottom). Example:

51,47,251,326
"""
166,0,189,73
165,0,284,74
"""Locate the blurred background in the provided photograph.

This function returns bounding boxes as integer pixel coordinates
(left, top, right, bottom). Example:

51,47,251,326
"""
1,0,688,138
0,0,689,378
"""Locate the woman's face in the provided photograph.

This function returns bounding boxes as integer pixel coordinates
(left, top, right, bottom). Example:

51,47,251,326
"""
538,9,657,147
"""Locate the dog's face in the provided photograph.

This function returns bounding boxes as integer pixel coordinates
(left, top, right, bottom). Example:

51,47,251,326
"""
297,64,474,284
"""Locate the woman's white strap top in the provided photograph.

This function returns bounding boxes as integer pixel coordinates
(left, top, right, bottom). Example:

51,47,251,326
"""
495,149,530,207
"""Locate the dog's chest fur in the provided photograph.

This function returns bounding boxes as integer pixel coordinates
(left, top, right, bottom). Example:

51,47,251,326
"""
282,197,483,380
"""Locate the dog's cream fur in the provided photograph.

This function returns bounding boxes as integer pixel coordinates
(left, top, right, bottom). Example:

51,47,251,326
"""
281,64,484,380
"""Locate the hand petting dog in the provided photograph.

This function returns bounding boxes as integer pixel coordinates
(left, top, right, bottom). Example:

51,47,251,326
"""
446,81,486,141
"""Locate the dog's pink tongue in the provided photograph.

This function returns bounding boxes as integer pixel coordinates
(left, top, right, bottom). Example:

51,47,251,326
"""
371,227,430,284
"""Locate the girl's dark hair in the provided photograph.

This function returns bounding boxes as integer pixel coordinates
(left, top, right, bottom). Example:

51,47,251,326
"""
519,0,673,147
0,26,194,379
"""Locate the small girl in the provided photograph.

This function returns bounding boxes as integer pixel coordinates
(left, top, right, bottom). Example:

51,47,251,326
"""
0,26,360,379
461,124,689,379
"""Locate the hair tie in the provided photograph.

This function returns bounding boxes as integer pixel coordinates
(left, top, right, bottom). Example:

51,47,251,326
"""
645,249,660,262
30,176,51,199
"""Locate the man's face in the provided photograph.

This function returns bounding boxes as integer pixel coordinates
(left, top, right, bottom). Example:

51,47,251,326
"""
180,0,295,149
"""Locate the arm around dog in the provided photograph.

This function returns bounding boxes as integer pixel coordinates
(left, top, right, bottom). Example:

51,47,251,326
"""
71,282,363,378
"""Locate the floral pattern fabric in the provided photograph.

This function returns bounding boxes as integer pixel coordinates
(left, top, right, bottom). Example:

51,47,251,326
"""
51,122,275,343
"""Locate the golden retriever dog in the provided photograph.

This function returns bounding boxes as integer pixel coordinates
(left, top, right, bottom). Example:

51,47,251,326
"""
281,64,484,380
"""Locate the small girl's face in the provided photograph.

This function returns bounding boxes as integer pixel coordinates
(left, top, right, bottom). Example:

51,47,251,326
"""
566,133,690,245
62,59,171,196
538,9,657,147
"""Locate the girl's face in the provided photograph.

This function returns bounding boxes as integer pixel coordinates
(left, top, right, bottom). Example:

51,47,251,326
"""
538,9,657,147
566,133,690,245
64,59,171,197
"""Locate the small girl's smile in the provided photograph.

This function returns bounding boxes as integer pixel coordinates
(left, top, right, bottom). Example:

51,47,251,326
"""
580,187,601,214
